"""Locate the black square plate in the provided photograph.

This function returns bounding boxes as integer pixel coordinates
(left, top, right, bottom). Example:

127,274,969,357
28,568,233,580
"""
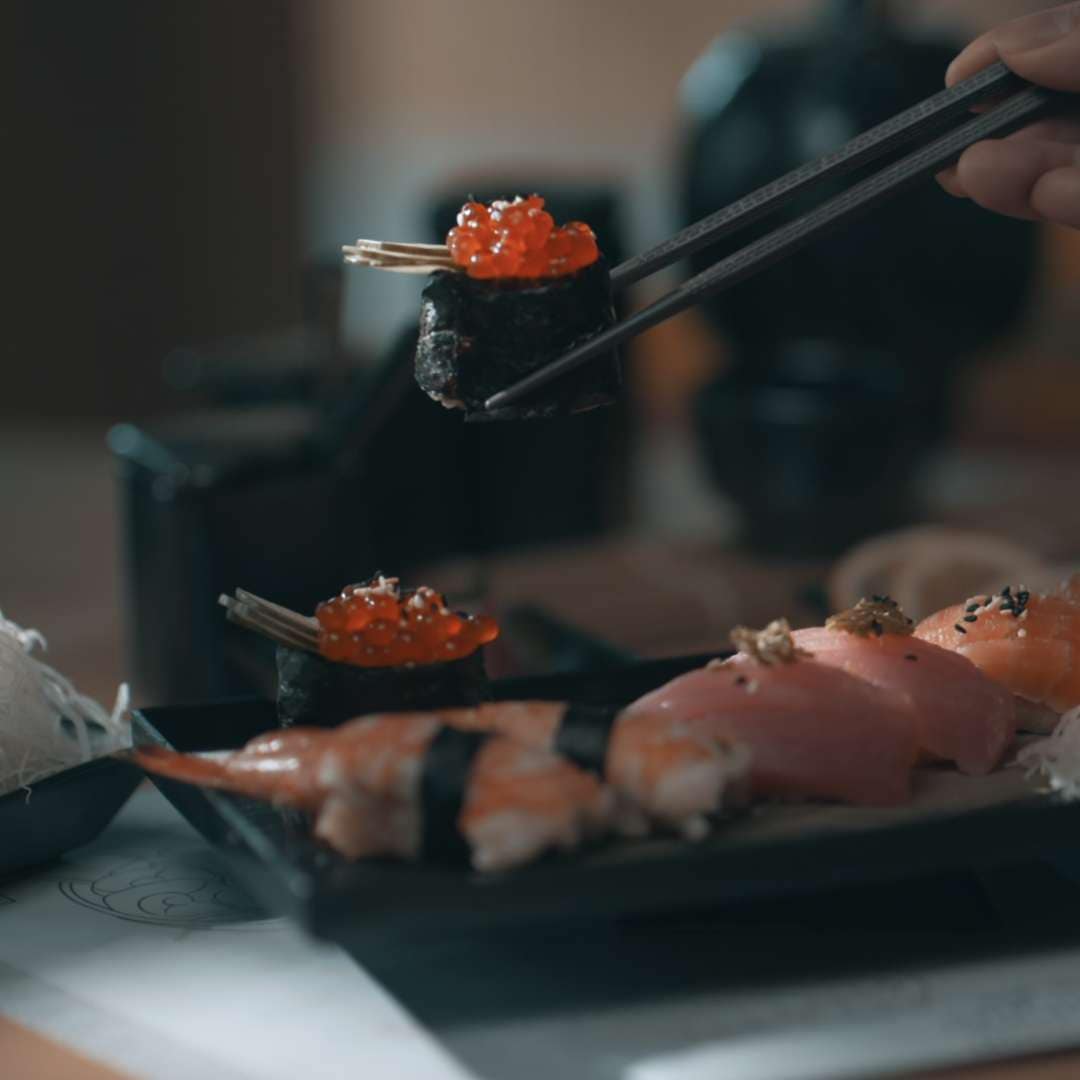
132,656,1080,949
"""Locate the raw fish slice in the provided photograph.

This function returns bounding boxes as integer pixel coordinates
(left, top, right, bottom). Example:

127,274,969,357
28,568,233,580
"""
624,624,916,807
792,626,1016,775
915,587,1080,716
955,639,1078,720
1058,573,1080,606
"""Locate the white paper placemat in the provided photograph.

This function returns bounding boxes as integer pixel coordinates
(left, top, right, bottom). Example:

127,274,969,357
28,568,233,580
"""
0,784,476,1080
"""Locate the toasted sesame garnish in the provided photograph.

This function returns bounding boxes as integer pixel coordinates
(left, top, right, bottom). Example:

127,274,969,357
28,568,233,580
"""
992,584,1032,619
729,618,810,665
706,657,727,671
825,596,914,638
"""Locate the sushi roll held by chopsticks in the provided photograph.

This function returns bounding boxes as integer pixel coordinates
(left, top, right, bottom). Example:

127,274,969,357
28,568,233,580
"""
343,195,622,421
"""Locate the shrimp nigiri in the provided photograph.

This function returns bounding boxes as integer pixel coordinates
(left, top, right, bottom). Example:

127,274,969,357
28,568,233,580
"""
915,577,1080,730
623,620,918,806
135,713,613,872
793,598,1016,775
441,700,751,839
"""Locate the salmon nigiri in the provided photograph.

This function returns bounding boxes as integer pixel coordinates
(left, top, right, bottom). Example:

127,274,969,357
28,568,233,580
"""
623,620,917,806
915,578,1080,729
793,598,1016,775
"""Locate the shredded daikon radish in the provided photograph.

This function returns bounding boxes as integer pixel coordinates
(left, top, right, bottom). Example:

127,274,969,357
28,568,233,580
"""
0,609,130,798
1015,705,1080,799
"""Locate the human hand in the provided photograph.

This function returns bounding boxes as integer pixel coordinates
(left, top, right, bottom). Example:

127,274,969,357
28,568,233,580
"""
937,2,1080,228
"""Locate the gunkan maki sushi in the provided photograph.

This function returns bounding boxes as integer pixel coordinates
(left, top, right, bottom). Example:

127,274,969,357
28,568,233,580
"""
220,577,497,727
414,195,621,421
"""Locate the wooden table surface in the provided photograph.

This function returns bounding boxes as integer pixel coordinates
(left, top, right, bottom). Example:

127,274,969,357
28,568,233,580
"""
4,424,1080,1079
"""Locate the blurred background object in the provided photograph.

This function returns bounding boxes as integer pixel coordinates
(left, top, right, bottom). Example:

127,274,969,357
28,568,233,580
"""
681,0,1039,552
2,0,1079,707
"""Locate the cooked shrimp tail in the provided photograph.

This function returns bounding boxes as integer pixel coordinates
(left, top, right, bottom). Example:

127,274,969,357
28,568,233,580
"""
134,746,234,788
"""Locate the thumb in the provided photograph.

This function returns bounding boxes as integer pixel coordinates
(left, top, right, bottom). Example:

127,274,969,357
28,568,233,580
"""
948,3,1080,92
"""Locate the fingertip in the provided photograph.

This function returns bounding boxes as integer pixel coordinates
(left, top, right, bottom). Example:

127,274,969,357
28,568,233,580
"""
945,35,1001,88
936,166,967,198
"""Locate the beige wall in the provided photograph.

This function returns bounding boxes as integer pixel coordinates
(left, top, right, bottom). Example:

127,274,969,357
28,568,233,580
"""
297,0,1055,349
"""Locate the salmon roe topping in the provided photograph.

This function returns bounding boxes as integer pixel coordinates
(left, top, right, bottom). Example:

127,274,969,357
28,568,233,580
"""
315,576,499,668
446,195,599,281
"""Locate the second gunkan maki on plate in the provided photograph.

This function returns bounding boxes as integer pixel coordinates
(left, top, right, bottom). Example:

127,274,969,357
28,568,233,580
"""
221,577,497,727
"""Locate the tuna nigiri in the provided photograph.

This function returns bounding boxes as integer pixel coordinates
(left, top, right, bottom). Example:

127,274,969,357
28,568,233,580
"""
915,579,1080,730
793,597,1016,775
135,712,613,872
623,620,918,806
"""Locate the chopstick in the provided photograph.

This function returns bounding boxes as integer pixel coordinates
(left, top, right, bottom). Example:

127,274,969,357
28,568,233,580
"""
610,60,1022,289
484,75,1073,414
220,590,320,653
343,239,456,275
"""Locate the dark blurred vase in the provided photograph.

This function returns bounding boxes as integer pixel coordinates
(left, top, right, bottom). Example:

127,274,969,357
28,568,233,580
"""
680,0,1039,365
694,340,928,556
682,0,1040,556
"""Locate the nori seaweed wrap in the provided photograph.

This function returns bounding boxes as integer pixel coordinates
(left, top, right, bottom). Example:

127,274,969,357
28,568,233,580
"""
414,258,621,421
276,644,490,728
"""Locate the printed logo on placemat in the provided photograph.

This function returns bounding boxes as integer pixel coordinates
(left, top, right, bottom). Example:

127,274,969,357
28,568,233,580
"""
58,851,280,930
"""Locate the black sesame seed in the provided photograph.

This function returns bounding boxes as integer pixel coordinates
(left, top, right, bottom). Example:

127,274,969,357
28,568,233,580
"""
1002,585,1012,596
904,654,918,661
1000,603,1015,612
965,603,980,613
955,624,968,634
963,614,978,623
735,675,748,686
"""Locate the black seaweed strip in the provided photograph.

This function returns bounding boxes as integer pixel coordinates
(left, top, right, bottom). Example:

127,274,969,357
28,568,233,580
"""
420,728,487,865
554,703,621,775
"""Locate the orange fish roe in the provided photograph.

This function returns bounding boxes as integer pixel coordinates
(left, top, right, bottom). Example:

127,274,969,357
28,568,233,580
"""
315,576,499,668
446,195,599,281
